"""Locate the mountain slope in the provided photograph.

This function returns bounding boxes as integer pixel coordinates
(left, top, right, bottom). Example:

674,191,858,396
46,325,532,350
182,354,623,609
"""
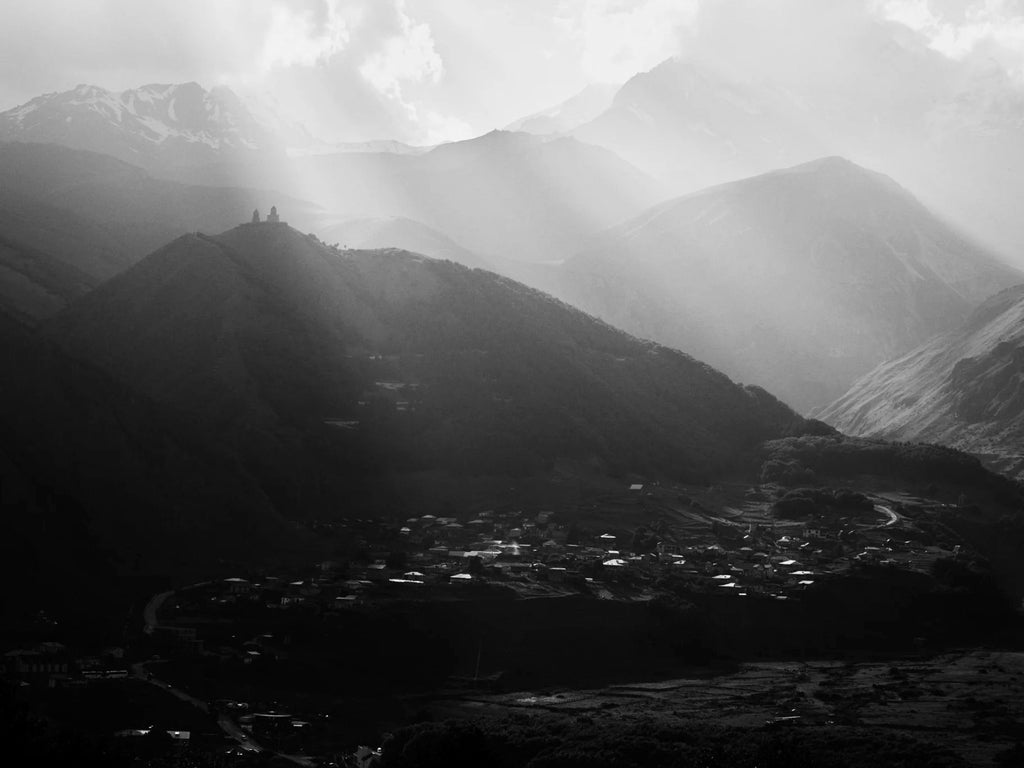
0,82,282,173
0,141,321,320
506,83,619,136
317,216,490,270
0,309,295,626
819,285,1024,479
572,58,826,191
47,222,808,516
280,130,664,263
550,157,1021,412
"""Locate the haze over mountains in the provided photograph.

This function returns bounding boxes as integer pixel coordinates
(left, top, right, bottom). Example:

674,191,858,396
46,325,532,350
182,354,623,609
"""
10,7,1024,763
821,284,1024,480
4,75,1022,419
0,141,322,322
531,46,1024,260
4,34,1024,609
548,156,1021,411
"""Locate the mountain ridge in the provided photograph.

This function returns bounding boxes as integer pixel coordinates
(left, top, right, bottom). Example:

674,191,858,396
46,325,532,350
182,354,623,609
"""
47,222,811,516
819,283,1024,479
548,156,1022,412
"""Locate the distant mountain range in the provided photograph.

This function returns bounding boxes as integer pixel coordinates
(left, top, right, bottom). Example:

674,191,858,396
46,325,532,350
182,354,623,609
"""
0,84,664,265
0,82,284,172
280,130,665,263
546,156,1021,412
47,223,809,517
571,58,826,193
820,284,1024,480
503,51,1024,259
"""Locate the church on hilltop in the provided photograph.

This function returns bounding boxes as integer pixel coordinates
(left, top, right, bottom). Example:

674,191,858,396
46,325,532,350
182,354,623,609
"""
250,206,283,224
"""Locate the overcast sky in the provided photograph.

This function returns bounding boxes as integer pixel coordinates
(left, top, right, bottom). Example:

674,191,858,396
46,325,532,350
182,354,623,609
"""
2,0,1024,144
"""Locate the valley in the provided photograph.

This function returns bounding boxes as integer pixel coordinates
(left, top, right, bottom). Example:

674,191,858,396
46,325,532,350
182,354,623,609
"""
6,8,1024,765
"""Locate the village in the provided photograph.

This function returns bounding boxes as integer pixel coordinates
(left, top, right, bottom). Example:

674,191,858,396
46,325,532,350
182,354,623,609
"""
181,481,962,610
1,481,976,766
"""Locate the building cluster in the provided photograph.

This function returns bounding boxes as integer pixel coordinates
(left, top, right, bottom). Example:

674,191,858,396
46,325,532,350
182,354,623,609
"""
2,642,129,690
249,205,282,224
145,488,957,647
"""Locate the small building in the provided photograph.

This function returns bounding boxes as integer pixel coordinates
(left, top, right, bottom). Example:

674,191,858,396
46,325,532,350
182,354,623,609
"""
225,577,250,594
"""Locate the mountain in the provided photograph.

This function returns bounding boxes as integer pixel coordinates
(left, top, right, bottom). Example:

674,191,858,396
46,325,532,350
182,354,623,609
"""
47,222,809,517
819,285,1024,480
549,157,1022,413
0,82,282,173
506,83,619,136
0,142,321,321
565,47,1024,263
317,216,491,270
0,309,296,626
1,82,663,264
279,130,665,263
572,58,827,192
0,230,94,324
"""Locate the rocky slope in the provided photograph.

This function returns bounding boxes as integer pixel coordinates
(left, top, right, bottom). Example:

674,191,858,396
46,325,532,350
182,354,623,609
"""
0,82,281,172
819,284,1024,479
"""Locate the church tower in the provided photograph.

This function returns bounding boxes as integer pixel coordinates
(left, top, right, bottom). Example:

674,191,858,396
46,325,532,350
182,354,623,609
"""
267,205,280,223
251,209,260,224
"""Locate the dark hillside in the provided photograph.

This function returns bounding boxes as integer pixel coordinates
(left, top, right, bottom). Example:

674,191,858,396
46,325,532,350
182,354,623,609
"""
0,310,296,634
48,223,808,517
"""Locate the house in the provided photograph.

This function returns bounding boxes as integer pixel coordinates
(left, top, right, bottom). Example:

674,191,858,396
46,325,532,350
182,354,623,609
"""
657,540,681,556
225,577,251,594
3,646,69,687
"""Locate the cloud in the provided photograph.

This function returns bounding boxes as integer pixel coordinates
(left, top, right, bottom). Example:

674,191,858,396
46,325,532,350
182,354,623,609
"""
261,1,351,71
877,0,1024,77
359,1,444,97
355,0,469,142
556,0,701,82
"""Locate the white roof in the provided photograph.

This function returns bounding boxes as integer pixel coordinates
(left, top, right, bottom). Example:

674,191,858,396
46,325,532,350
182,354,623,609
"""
602,558,628,567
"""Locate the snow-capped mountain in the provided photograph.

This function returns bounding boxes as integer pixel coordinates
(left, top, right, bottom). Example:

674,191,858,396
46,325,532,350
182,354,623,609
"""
0,82,283,171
